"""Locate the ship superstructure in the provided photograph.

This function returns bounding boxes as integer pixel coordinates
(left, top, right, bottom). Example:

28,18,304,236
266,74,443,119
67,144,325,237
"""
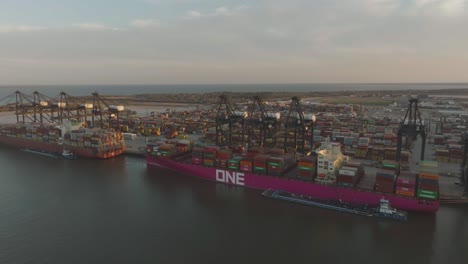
316,138,346,183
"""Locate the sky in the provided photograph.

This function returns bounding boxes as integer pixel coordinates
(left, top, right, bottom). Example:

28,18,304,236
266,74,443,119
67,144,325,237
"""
0,0,468,85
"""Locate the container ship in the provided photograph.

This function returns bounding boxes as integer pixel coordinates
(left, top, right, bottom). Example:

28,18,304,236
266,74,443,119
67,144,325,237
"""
146,139,440,213
0,122,125,159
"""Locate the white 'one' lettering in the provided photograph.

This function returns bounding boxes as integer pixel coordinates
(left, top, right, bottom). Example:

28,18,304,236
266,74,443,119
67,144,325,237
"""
226,171,236,184
236,173,244,185
215,169,245,186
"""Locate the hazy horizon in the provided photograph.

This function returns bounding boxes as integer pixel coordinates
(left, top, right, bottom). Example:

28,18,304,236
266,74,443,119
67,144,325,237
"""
2,0,468,85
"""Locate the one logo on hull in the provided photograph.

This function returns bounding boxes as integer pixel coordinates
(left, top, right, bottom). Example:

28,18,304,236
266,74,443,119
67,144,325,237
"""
216,169,245,186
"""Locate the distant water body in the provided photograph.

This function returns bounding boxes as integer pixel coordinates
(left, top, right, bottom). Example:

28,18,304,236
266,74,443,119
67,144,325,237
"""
1,83,468,98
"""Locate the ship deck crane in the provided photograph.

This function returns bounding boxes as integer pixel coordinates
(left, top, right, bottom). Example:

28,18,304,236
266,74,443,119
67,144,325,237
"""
396,98,426,162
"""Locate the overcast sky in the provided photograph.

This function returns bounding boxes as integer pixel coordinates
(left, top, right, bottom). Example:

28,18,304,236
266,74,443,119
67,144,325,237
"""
0,0,467,85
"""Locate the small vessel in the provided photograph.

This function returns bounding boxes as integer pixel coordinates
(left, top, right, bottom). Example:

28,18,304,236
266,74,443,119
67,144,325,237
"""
372,198,408,221
262,189,408,222
62,149,78,160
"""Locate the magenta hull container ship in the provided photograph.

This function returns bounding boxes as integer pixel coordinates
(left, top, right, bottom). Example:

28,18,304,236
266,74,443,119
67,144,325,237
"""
146,155,439,213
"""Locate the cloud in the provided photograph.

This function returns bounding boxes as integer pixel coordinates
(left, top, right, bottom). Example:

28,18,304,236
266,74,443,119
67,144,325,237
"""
439,0,466,16
130,19,161,28
185,6,245,19
215,7,230,16
1,0,468,84
0,24,47,33
265,28,288,38
410,0,467,16
187,10,202,18
71,23,121,31
363,0,402,16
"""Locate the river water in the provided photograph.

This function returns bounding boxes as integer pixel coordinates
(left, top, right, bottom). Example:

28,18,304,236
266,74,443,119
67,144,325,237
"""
0,146,467,264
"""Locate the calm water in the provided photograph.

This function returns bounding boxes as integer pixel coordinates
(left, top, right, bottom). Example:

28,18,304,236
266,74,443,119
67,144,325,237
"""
0,146,467,264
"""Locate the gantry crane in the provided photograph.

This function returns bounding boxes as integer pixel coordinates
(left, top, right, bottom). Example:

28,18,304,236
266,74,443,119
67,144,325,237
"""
14,91,55,124
214,95,246,147
283,96,315,154
460,133,468,194
246,96,280,148
52,92,93,125
396,98,426,162
435,116,444,135
91,92,124,129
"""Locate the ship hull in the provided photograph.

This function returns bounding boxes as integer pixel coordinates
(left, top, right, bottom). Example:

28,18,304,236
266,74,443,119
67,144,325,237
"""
146,156,439,213
0,135,124,159
0,135,63,153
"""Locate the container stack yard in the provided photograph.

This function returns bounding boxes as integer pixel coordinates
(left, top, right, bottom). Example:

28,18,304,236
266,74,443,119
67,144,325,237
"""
1,90,467,205
142,93,468,210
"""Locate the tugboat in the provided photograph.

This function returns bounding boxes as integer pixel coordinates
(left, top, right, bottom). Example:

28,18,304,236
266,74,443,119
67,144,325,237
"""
372,198,408,221
62,149,78,160
262,189,408,222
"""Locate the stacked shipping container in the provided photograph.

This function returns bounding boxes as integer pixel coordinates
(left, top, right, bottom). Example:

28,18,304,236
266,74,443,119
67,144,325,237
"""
216,149,232,169
0,123,125,158
396,172,417,197
337,166,359,187
267,153,295,177
296,155,317,179
336,161,364,187
418,161,439,200
254,154,270,174
0,123,62,144
192,147,203,165
202,146,219,167
375,169,396,193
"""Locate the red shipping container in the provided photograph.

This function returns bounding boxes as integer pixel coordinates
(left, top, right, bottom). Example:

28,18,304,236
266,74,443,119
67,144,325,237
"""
418,184,439,192
192,157,202,165
254,155,270,167
297,170,314,177
204,146,220,152
396,182,416,189
337,175,354,184
396,186,415,193
396,190,415,197
240,159,253,172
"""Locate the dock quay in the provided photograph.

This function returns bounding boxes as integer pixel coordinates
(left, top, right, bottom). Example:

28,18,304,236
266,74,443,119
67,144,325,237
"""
1,90,468,204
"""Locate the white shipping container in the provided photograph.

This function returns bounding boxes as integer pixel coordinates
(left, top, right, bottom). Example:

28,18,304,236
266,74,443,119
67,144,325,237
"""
303,114,316,121
177,139,192,145
52,102,66,108
266,112,281,119
339,169,357,176
80,103,93,109
232,111,248,118
108,105,125,111
339,167,357,176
